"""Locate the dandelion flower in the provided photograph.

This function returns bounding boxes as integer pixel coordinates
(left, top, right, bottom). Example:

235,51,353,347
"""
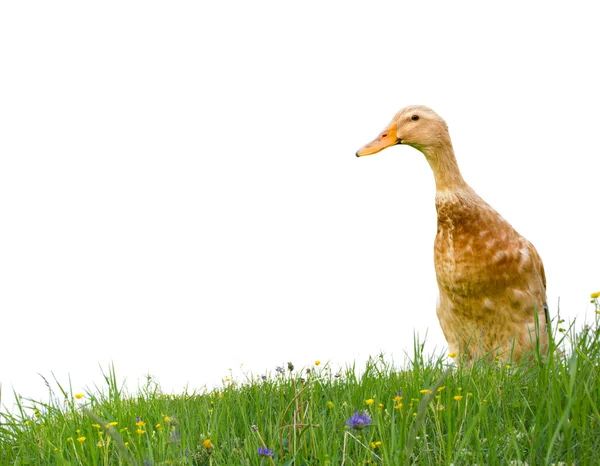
419,389,432,395
108,421,118,427
74,393,84,399
590,291,600,299
315,360,321,366
92,423,101,429
394,403,403,409
454,395,463,401
258,447,274,457
345,411,372,430
77,437,86,443
448,352,457,358
365,398,375,405
137,429,146,435
203,439,213,449
393,395,402,402
370,441,382,448
437,386,446,392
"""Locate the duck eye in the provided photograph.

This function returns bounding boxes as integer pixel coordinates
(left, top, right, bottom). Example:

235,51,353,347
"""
411,115,419,121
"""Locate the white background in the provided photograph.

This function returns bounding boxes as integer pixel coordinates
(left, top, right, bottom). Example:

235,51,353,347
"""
1,1,599,408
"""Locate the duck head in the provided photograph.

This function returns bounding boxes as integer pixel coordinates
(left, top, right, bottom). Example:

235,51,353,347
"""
356,105,450,157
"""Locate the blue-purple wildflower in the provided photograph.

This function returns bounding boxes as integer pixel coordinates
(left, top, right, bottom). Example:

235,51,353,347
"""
275,366,284,374
258,447,274,457
345,410,372,430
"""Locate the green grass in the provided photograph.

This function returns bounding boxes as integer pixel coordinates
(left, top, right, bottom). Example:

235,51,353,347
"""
2,305,599,465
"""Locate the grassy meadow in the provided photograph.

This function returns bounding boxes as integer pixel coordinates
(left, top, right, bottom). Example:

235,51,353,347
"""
2,296,599,465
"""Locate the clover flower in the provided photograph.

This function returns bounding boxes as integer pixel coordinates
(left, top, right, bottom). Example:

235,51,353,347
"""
258,447,274,457
345,410,372,430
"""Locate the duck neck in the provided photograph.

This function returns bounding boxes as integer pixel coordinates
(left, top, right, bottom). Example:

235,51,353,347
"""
421,143,467,193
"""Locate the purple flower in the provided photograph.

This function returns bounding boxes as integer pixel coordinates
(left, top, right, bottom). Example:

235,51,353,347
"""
397,390,403,397
275,366,284,374
261,374,267,380
258,447,274,457
345,410,372,430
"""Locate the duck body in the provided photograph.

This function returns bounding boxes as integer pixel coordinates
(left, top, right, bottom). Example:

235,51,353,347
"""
434,187,547,361
356,105,548,363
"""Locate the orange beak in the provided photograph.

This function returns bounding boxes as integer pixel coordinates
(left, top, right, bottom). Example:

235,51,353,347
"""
355,122,399,157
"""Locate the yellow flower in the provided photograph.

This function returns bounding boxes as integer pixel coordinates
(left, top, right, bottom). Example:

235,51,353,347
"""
25,420,31,426
124,442,129,447
217,393,223,399
203,439,213,449
392,395,402,402
77,437,86,443
137,429,146,435
74,393,84,399
590,291,600,299
370,441,382,448
394,403,403,409
437,386,446,392
505,365,511,369
377,403,384,410
136,421,146,427
315,360,321,366
164,416,171,422
365,398,375,405
109,421,118,427
92,423,101,429
156,424,161,430
225,377,231,382
483,399,488,403
327,401,335,409
454,395,463,401
208,409,213,414
97,441,103,447
448,352,457,358
419,389,432,395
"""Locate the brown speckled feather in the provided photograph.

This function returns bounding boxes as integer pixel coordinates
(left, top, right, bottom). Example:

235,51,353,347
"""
356,105,548,363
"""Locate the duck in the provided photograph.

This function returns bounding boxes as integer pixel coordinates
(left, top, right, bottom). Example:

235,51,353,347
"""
356,105,549,363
